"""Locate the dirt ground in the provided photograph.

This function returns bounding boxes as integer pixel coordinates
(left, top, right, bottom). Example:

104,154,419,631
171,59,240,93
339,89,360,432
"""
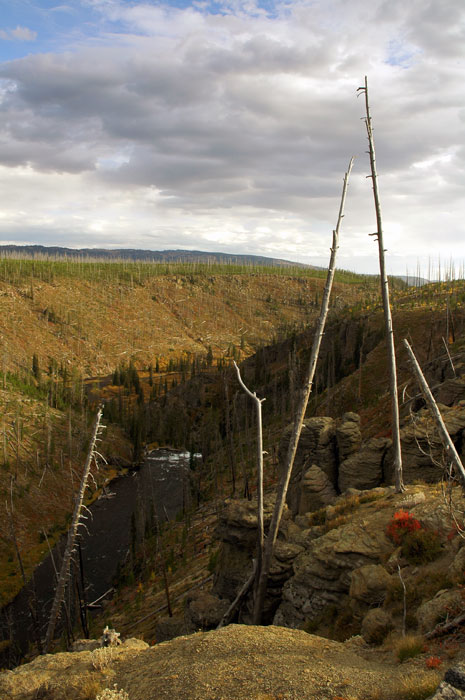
0,625,447,700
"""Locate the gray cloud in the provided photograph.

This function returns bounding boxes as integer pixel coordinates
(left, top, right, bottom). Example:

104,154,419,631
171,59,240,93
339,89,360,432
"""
0,0,463,274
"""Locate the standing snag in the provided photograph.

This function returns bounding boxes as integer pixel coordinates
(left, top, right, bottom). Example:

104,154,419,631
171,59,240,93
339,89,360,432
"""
358,76,404,493
233,361,265,595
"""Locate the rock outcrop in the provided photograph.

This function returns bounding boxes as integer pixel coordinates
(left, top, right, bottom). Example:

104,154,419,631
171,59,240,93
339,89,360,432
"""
278,399,465,509
336,412,362,461
279,417,337,515
416,589,463,634
212,497,302,622
338,437,390,492
274,509,393,628
361,608,393,645
385,405,465,485
299,464,337,513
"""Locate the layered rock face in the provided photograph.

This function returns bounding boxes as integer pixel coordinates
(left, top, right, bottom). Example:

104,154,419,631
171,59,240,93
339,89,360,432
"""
208,392,465,639
279,413,390,515
212,497,303,622
279,404,465,516
273,500,394,628
384,404,465,485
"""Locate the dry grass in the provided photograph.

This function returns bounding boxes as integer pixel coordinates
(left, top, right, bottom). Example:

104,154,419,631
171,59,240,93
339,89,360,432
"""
394,670,441,700
91,647,114,672
363,670,440,700
392,634,425,663
79,676,105,700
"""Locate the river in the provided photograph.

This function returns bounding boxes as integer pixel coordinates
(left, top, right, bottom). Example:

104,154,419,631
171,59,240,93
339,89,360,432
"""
0,448,198,666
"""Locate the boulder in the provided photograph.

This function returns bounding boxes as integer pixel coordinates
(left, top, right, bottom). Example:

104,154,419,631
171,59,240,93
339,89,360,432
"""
338,438,390,492
416,589,463,634
155,615,194,643
429,681,465,699
445,664,465,691
448,546,465,582
185,591,230,630
361,608,393,645
298,464,337,514
336,412,362,461
410,501,454,537
349,564,391,606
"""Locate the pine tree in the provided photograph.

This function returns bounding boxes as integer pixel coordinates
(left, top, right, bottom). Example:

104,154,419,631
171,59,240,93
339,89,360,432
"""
32,353,41,383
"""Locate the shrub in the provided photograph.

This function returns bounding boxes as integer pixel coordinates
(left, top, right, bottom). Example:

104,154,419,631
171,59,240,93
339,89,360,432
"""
91,647,114,671
400,529,442,565
386,510,421,545
394,634,425,663
425,656,442,669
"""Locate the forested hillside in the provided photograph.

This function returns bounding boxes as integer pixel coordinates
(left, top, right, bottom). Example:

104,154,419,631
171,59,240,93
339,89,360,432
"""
1,255,465,674
0,258,373,610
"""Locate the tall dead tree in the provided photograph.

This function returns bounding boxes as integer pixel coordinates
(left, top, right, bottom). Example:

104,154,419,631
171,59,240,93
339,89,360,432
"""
233,361,265,587
43,406,104,653
358,76,404,493
253,157,354,624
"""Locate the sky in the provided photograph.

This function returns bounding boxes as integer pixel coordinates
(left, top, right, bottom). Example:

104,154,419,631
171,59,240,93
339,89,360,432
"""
0,0,464,276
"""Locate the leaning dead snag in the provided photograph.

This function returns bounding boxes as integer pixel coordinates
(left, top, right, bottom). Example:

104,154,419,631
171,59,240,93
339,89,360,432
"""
358,76,404,494
43,406,104,653
403,339,465,488
252,156,355,624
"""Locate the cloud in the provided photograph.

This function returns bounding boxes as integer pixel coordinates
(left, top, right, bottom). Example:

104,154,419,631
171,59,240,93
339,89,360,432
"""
0,0,463,275
0,26,38,42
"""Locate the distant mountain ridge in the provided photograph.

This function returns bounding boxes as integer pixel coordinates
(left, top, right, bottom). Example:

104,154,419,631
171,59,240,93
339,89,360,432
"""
396,274,430,287
0,244,312,268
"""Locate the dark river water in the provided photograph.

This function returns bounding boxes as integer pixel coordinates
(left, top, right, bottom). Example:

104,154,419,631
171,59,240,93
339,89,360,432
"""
0,448,197,665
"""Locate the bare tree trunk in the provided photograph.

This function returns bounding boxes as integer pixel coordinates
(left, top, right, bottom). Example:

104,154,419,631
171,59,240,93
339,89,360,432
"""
43,407,104,653
403,339,465,486
252,157,354,624
358,76,404,493
217,560,256,629
233,362,265,591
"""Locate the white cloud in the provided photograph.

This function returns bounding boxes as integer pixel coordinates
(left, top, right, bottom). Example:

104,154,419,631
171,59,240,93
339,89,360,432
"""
0,26,37,42
0,0,463,275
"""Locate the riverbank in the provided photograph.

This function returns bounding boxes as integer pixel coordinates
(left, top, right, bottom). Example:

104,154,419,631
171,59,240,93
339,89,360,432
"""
0,449,195,666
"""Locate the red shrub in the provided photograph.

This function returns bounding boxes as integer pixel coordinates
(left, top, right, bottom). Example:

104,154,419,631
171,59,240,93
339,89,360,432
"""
425,656,442,669
386,510,421,545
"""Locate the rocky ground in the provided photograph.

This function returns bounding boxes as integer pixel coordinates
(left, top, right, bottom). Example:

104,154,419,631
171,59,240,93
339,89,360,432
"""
0,625,453,700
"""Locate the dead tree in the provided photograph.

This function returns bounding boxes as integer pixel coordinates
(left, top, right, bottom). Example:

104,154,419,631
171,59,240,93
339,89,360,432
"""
233,361,265,590
43,407,104,653
358,76,404,493
253,156,354,624
403,339,465,487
